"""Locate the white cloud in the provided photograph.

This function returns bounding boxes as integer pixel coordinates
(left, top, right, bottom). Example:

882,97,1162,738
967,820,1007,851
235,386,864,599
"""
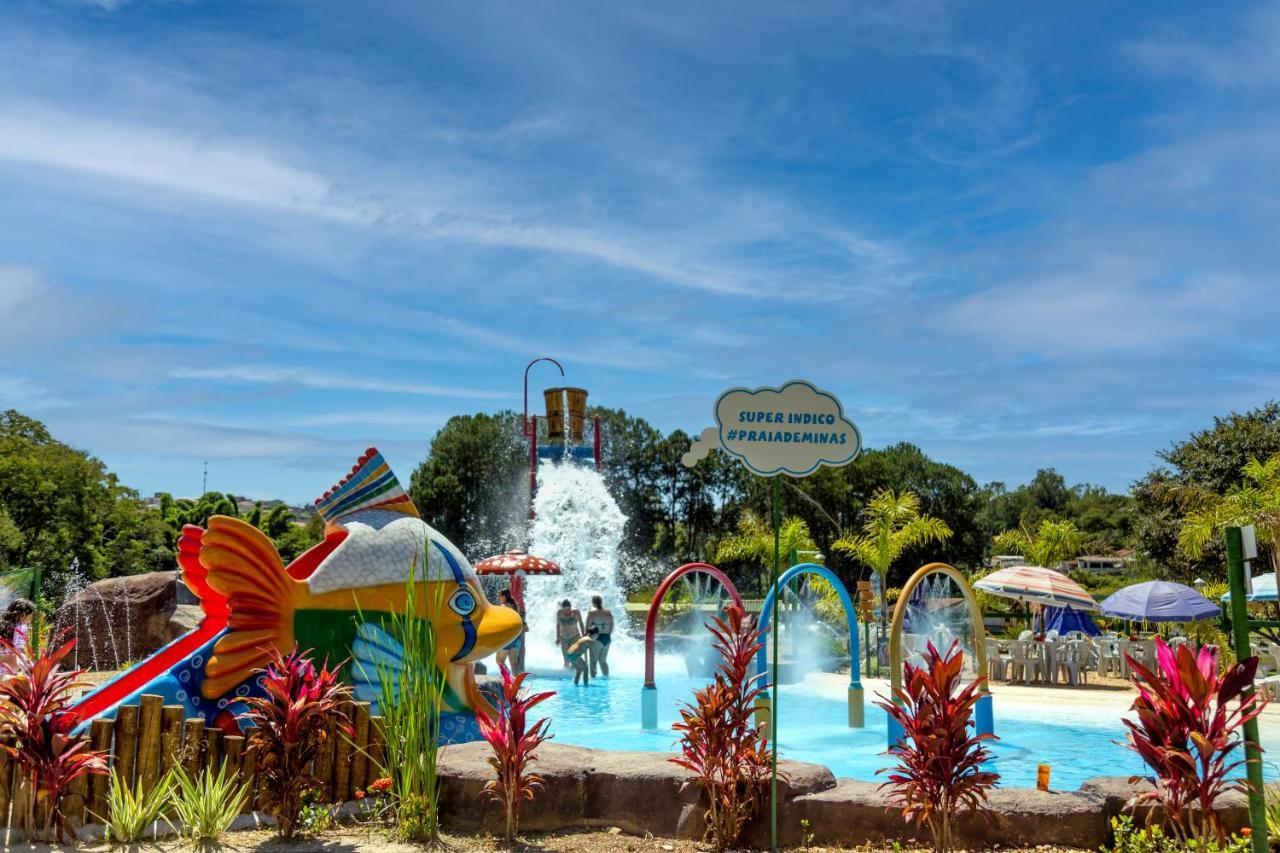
170,365,511,400
1128,7,1280,90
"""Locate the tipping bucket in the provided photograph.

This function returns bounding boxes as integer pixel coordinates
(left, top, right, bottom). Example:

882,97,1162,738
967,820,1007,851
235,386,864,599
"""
543,387,589,441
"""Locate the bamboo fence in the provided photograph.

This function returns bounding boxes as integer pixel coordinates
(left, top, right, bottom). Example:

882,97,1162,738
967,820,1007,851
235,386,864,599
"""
0,696,383,828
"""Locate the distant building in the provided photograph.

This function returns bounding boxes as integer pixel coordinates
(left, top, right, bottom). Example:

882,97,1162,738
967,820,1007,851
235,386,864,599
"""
987,555,1026,569
1073,551,1134,574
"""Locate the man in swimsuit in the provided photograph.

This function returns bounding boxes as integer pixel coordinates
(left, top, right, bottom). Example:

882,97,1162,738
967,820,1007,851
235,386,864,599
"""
565,627,602,686
556,599,585,668
585,594,615,677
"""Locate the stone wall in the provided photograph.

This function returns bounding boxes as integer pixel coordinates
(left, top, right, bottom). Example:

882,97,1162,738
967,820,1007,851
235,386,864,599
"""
438,742,1250,849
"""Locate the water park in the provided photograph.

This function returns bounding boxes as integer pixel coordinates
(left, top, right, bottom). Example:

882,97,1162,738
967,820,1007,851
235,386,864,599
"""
0,366,1277,853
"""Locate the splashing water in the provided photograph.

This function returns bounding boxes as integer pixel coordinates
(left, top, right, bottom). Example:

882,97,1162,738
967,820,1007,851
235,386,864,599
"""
902,571,977,679
523,460,643,672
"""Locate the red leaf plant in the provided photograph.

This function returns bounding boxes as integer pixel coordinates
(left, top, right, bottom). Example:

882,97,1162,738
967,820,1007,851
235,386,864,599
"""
475,662,555,844
670,605,774,852
240,646,353,838
1122,637,1266,848
876,640,999,853
0,634,109,843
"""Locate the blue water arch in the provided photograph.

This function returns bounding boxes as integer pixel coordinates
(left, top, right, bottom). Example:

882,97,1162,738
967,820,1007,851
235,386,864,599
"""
754,562,864,728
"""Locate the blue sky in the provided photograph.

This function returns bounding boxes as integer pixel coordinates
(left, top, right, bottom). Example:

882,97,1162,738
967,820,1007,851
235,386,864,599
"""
1,1,1277,502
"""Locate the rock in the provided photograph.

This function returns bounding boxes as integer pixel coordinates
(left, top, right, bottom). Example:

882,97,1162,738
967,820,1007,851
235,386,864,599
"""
167,604,203,638
583,747,702,838
1078,775,1250,839
956,787,1109,849
53,571,179,669
437,741,590,833
784,778,928,848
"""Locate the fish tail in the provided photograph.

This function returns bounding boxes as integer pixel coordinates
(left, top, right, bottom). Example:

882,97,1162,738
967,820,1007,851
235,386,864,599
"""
199,516,298,699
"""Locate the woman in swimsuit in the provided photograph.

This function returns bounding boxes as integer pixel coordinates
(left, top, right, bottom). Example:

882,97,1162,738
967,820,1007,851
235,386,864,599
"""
556,599,584,668
565,627,601,686
585,594,614,677
496,589,526,675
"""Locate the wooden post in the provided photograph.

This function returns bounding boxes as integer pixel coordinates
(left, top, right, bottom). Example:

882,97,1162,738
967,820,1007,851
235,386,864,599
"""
114,704,141,789
161,706,184,776
64,736,89,825
0,737,12,830
136,694,164,790
314,718,337,802
332,701,354,803
88,718,115,823
182,718,206,776
349,702,371,796
366,715,386,788
240,747,259,814
223,735,245,779
205,727,223,771
10,768,29,836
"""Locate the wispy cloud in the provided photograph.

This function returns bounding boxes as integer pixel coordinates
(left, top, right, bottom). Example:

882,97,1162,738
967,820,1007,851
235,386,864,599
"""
170,366,511,401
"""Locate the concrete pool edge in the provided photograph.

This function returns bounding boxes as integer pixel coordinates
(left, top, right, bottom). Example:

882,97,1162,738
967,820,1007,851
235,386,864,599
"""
438,741,1250,849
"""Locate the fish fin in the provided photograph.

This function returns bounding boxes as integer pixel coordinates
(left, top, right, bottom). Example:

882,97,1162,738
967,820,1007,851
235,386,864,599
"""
314,447,419,525
177,525,228,618
350,622,404,715
199,516,297,699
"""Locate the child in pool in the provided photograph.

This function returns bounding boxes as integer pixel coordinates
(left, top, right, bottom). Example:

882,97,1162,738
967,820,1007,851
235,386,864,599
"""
565,627,602,686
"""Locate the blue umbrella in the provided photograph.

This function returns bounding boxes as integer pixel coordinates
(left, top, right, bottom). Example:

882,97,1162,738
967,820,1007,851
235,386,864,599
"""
1221,572,1276,602
1100,580,1219,623
1045,604,1101,636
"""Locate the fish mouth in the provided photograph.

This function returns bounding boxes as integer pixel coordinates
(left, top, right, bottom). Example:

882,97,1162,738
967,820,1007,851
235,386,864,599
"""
456,602,523,663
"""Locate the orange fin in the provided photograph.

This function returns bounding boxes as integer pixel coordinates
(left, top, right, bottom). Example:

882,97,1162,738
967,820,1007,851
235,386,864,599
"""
199,516,298,698
177,525,228,618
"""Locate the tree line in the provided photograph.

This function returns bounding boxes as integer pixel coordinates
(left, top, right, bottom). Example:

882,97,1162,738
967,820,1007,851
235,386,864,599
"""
3,401,1278,603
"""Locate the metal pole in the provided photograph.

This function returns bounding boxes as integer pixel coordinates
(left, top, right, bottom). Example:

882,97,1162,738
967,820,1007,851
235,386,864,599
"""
523,357,564,438
770,476,780,852
1225,526,1267,853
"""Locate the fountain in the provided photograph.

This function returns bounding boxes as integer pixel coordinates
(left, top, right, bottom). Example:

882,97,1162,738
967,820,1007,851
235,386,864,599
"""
753,562,864,728
641,562,743,728
888,562,994,741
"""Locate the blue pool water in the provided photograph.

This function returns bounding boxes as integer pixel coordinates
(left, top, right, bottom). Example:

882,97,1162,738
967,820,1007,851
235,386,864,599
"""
525,667,1280,791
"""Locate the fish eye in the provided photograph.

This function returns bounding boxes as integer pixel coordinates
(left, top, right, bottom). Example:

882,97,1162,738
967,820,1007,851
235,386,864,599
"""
448,588,477,617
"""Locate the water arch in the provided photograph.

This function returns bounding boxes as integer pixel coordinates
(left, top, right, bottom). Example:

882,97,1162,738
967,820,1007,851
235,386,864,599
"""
755,563,864,727
641,562,743,729
888,562,994,739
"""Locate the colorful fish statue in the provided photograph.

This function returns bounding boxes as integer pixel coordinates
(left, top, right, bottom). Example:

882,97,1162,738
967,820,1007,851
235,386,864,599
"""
71,448,522,740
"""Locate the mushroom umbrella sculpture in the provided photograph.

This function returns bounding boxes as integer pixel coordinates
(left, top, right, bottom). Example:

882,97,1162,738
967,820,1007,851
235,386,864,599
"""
474,548,562,610
973,565,1100,612
1100,580,1219,623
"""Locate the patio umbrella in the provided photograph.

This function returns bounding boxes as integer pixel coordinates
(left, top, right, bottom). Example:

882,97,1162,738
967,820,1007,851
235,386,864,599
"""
1221,572,1277,603
1100,580,1218,622
973,565,1099,612
1045,604,1101,636
474,549,561,610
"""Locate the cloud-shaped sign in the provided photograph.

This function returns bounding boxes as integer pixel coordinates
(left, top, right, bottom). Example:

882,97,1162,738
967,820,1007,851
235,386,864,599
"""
711,380,861,477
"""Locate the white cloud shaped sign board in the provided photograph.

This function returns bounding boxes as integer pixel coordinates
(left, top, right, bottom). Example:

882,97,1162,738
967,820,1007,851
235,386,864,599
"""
709,380,861,477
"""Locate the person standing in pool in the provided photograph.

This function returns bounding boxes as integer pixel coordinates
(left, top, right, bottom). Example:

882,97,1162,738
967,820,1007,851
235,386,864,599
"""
556,599,584,668
585,594,614,677
496,588,526,675
565,627,602,686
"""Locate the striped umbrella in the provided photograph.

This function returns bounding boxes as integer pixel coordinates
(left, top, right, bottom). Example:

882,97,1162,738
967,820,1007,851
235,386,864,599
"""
973,565,1099,612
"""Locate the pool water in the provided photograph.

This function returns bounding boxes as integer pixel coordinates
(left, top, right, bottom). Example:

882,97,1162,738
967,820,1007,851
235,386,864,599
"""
525,667,1279,791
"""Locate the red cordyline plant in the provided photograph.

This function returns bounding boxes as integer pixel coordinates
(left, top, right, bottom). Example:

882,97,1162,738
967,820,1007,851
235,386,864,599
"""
1122,637,1266,848
240,646,353,838
0,634,109,843
670,605,773,852
475,663,554,844
876,641,999,853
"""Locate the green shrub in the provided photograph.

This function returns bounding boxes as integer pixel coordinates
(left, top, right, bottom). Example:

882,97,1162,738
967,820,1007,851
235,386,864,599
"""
1106,814,1249,852
97,767,176,843
170,762,250,844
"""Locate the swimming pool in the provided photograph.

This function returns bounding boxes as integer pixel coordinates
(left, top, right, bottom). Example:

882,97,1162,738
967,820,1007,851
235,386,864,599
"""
525,667,1280,791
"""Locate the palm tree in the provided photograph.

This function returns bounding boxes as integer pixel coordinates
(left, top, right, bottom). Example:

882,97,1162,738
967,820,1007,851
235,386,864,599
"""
715,510,817,593
991,518,1086,570
1180,454,1280,570
831,488,952,586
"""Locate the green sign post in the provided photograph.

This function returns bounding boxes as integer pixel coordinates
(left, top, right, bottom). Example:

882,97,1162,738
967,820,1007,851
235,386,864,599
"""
1222,526,1268,853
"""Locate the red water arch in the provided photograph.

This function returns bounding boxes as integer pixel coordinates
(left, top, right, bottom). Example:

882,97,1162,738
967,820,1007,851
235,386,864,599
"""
643,562,743,689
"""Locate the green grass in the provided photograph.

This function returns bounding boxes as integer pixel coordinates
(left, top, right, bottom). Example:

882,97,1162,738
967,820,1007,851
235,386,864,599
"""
97,766,176,843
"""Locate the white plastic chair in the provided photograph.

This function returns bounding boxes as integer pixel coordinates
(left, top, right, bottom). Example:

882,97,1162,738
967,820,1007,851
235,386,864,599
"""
985,638,1009,681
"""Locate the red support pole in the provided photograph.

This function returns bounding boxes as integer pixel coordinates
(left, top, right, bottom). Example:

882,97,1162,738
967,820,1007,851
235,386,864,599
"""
593,416,602,471
643,563,743,689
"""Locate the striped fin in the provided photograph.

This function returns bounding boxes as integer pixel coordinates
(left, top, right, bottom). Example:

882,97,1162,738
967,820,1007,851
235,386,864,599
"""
315,447,419,524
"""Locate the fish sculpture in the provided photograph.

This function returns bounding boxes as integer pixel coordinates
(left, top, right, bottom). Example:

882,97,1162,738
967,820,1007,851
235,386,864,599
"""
71,448,522,739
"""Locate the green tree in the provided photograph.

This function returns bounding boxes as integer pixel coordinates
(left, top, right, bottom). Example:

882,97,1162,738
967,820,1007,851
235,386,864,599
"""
715,511,817,594
408,411,526,555
830,487,953,587
991,519,1086,569
1179,454,1280,570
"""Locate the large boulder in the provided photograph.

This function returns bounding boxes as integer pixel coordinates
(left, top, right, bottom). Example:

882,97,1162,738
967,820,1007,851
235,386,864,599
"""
53,571,181,669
